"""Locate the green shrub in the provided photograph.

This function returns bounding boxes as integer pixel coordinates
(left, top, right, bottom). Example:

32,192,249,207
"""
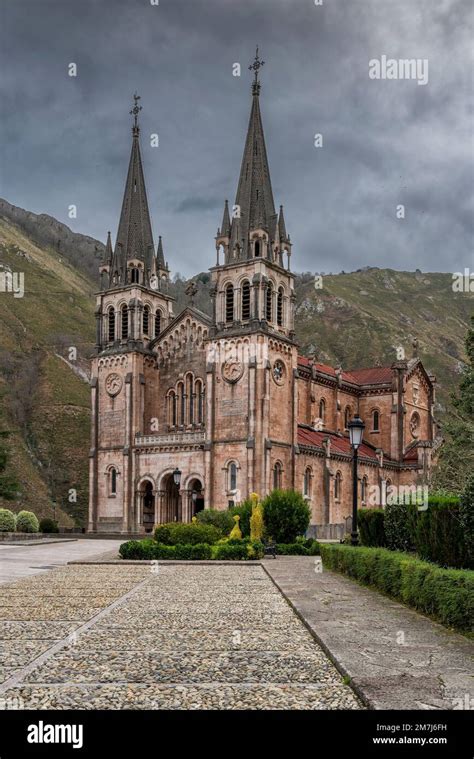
262,489,310,543
154,522,220,545
415,499,468,569
384,502,416,551
195,508,234,535
460,476,474,569
229,500,253,537
119,540,213,560
16,510,39,533
320,544,474,632
39,518,59,534
275,540,321,556
358,508,386,547
213,542,248,560
0,508,16,532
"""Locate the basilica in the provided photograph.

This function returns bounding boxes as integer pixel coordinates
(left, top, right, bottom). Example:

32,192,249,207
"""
88,55,441,537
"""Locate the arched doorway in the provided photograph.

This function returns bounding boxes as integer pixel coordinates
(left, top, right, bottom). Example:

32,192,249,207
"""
142,481,155,533
162,473,181,522
189,478,204,519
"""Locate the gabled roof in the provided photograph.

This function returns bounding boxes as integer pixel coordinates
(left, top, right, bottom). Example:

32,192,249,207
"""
149,305,212,349
297,424,384,461
297,356,393,387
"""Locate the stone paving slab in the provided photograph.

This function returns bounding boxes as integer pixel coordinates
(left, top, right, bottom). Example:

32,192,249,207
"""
263,556,474,710
0,563,362,710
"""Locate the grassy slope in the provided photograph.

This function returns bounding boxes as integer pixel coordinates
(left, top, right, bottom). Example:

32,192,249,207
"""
0,217,95,525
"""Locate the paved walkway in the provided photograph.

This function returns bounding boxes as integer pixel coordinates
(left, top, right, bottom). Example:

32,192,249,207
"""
263,557,474,710
0,563,361,710
0,539,123,584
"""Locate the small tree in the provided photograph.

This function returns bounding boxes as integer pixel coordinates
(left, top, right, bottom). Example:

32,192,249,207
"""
0,508,16,532
262,489,310,543
16,510,39,533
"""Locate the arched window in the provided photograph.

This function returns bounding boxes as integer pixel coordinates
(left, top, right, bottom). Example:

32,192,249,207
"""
273,461,283,490
229,462,237,491
265,283,273,322
143,305,150,336
225,284,234,323
334,472,342,501
130,267,139,284
121,305,128,339
344,406,351,430
177,381,185,426
372,410,380,432
155,309,162,337
187,374,194,426
108,467,117,496
107,307,115,342
277,287,284,326
168,391,177,427
254,240,261,257
196,380,204,425
241,281,251,321
319,398,326,423
361,476,368,504
304,467,312,497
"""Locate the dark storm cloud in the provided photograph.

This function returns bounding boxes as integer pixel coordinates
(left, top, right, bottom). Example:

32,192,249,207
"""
0,0,472,276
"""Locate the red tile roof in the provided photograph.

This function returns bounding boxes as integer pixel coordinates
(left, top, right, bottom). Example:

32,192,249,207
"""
297,425,382,461
297,356,393,386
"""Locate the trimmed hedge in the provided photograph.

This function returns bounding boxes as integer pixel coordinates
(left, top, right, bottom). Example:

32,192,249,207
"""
320,544,474,632
276,540,320,556
358,509,386,547
154,522,220,546
384,502,417,552
120,540,213,560
16,510,39,533
415,500,469,569
119,538,264,561
0,508,16,532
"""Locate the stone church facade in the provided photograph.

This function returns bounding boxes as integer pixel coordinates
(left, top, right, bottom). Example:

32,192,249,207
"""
88,60,441,536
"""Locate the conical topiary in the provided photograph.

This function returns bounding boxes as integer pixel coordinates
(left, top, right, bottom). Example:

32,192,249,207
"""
250,494,264,542
229,514,242,540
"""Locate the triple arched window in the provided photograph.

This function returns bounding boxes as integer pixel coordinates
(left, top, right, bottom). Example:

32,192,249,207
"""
167,375,205,428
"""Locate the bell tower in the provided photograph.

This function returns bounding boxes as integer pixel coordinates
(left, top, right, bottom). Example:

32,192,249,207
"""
206,50,298,507
88,94,174,533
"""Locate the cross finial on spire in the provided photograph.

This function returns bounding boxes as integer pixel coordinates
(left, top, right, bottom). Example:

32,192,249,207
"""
249,46,264,95
130,91,142,132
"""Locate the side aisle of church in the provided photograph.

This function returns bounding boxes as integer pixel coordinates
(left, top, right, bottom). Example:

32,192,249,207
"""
88,55,441,536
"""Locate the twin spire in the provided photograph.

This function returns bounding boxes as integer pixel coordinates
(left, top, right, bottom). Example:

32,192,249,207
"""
102,49,290,290
101,93,168,290
217,48,291,267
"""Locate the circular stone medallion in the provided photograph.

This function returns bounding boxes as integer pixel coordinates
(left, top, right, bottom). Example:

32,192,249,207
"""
273,359,286,385
105,372,123,397
222,359,244,384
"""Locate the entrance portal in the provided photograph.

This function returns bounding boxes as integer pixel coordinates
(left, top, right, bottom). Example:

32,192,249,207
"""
162,473,181,522
189,478,204,519
142,481,155,533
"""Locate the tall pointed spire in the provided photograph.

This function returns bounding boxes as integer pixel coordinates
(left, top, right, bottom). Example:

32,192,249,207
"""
156,235,165,268
219,200,231,236
227,48,276,260
112,93,155,285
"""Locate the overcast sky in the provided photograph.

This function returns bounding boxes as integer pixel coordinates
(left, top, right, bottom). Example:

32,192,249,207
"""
1,0,472,276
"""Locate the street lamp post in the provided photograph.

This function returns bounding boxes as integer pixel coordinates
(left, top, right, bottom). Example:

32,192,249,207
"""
172,468,182,522
348,415,365,547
